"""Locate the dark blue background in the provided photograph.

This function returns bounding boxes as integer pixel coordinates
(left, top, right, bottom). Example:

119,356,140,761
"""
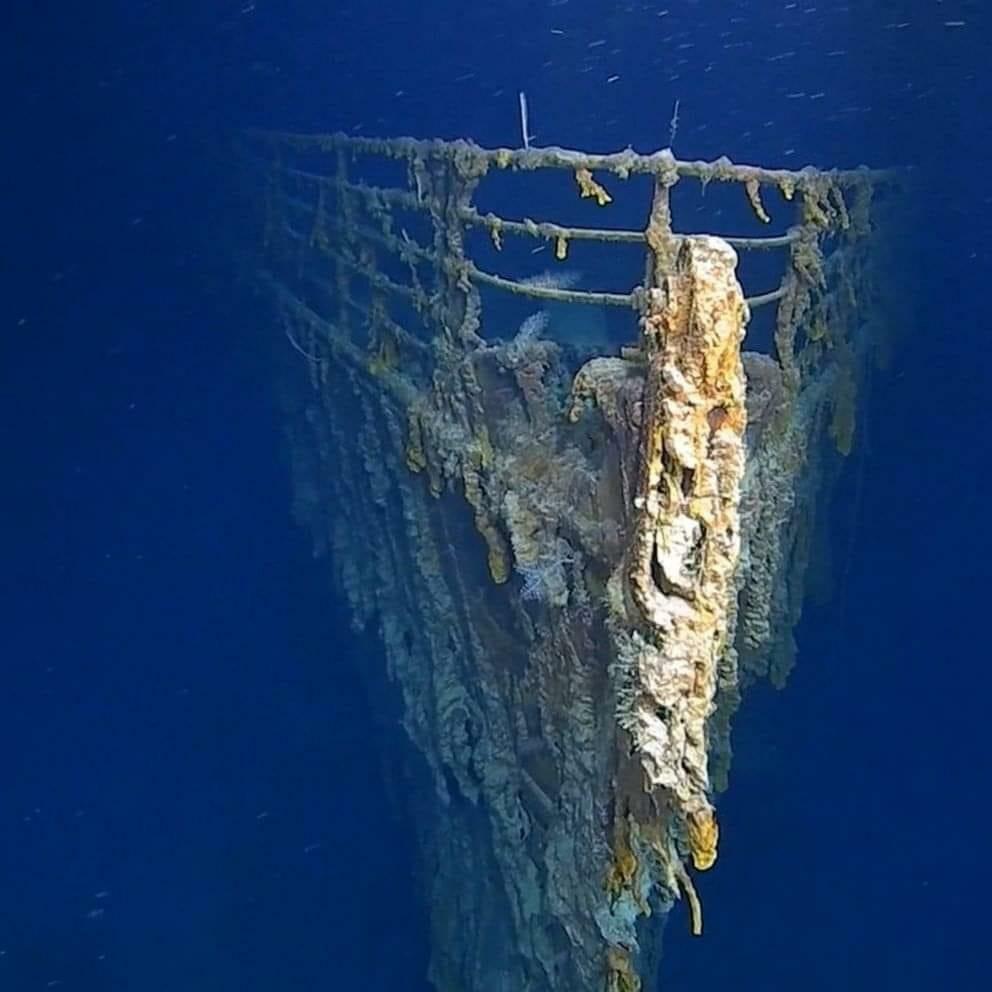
2,1,987,988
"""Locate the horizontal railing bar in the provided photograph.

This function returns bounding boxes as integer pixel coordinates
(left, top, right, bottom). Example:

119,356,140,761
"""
247,128,892,187
281,217,787,311
746,284,789,309
279,175,799,252
468,265,637,308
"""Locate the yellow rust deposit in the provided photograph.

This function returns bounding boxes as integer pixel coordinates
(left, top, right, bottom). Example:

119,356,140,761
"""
606,947,642,992
462,455,511,584
604,815,641,907
621,236,748,844
745,178,771,224
575,167,613,206
687,808,719,871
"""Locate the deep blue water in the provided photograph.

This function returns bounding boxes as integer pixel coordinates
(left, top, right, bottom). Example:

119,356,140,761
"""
2,1,988,989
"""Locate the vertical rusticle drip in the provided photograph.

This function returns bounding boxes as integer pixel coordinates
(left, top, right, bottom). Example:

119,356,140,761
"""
621,235,749,870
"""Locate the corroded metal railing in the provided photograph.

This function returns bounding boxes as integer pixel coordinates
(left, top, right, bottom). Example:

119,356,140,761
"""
248,128,890,388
